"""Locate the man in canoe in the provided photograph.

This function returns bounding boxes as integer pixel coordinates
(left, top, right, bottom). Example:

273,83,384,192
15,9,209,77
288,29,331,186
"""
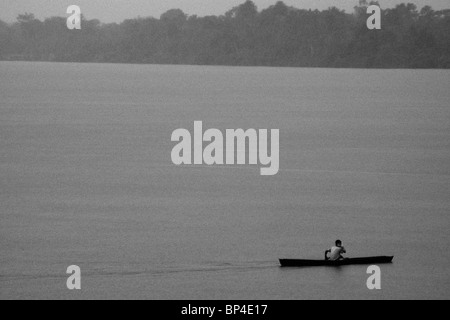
325,240,347,261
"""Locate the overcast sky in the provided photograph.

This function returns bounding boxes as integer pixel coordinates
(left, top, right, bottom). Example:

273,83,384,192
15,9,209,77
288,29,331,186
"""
1,0,449,23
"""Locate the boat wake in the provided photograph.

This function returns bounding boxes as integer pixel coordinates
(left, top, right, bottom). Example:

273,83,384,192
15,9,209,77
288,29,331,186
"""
0,260,279,282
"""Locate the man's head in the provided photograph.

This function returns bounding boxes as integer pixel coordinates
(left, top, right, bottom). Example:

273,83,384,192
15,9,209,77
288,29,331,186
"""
335,240,342,247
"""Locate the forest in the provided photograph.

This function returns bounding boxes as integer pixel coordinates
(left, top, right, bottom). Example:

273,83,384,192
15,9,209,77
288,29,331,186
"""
0,1,449,68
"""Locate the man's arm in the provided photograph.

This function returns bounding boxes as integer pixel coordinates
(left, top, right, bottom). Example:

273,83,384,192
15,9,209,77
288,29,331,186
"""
324,249,331,261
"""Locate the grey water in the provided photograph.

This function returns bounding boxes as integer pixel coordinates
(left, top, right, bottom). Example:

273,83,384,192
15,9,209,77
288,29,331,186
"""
0,61,449,299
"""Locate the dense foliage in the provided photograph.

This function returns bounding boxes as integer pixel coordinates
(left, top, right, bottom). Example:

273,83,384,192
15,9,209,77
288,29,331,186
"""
1,1,449,68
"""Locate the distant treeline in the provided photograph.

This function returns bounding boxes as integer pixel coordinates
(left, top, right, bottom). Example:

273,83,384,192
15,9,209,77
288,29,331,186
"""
1,1,449,68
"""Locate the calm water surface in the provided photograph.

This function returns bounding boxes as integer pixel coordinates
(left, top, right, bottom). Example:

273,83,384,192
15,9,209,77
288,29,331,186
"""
1,62,449,299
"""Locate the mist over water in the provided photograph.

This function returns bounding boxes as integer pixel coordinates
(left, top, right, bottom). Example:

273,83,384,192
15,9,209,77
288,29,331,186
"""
0,62,449,299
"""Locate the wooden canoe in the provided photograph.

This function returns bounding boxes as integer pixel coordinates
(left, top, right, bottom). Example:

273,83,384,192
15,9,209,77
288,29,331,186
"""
279,256,394,267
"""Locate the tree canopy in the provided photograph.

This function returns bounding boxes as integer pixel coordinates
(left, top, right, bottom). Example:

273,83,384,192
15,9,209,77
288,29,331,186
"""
0,1,449,68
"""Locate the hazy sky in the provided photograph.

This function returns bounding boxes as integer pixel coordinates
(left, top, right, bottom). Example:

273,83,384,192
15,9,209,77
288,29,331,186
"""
1,0,449,23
